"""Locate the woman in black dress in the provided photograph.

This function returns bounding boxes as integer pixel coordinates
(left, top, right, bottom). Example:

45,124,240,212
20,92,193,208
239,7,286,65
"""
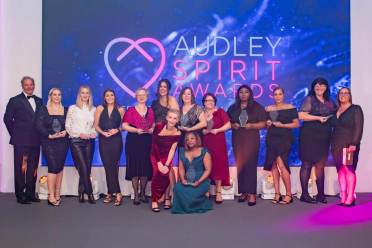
150,79,179,206
264,87,299,205
227,85,266,206
35,88,69,206
151,79,179,124
178,87,207,147
331,87,363,207
94,89,125,206
122,88,155,205
299,77,336,204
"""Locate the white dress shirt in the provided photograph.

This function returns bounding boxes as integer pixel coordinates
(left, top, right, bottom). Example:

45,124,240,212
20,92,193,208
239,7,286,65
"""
23,92,36,112
65,104,97,138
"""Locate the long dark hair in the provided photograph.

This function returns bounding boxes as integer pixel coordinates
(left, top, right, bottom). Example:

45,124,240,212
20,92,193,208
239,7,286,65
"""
235,84,254,108
102,89,118,108
309,77,330,101
156,79,171,107
337,87,352,105
179,86,196,106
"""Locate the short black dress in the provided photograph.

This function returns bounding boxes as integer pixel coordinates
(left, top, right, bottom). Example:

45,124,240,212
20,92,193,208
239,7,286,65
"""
35,106,69,174
331,104,364,171
227,101,266,194
299,96,336,164
264,108,298,173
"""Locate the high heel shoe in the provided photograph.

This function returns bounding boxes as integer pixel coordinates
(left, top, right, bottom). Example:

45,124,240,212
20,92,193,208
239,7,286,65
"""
279,194,293,205
215,191,223,204
78,192,85,203
237,195,247,203
88,194,96,204
164,197,172,209
48,199,59,206
271,193,282,204
133,195,141,205
140,195,149,203
344,199,356,207
114,195,123,206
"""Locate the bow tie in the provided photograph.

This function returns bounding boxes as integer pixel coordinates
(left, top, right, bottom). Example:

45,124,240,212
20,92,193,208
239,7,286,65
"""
27,95,35,99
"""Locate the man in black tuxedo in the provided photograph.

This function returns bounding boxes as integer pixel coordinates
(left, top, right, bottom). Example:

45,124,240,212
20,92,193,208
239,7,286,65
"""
3,76,43,204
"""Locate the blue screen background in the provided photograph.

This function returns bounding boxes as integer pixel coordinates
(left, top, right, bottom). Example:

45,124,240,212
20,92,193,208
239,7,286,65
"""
42,0,350,166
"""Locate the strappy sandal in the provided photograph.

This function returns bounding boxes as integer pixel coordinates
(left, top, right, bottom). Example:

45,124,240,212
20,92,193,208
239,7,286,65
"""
47,194,59,207
114,194,123,206
103,194,113,203
215,191,223,204
164,197,172,210
237,194,247,203
271,193,282,204
279,194,293,205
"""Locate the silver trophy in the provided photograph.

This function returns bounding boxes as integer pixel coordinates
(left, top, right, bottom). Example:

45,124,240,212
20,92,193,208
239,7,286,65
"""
269,111,279,122
239,110,248,127
206,119,214,131
185,165,197,184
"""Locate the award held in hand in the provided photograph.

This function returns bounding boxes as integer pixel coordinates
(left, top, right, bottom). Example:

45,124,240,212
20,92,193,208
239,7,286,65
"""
239,110,248,127
342,147,354,166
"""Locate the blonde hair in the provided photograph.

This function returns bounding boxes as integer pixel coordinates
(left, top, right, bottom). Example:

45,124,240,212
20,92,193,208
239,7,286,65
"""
47,88,63,108
167,108,180,119
135,87,149,97
76,85,94,110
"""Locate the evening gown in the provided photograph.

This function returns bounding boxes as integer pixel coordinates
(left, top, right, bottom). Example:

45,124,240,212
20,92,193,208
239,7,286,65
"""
299,96,336,164
123,106,154,180
98,106,123,194
35,106,69,174
202,108,230,186
227,101,266,194
151,100,169,124
179,104,203,147
331,104,364,171
150,122,180,202
264,108,298,173
172,148,212,214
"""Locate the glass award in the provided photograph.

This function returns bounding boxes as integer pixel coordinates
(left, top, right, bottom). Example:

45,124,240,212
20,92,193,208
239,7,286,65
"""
52,118,62,133
239,110,248,127
269,110,279,122
206,119,214,131
185,165,196,184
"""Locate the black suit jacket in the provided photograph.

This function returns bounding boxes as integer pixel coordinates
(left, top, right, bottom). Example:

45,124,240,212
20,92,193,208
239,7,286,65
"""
3,93,43,146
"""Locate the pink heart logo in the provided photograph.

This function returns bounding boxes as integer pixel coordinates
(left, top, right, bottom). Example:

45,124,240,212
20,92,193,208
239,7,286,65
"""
104,37,166,97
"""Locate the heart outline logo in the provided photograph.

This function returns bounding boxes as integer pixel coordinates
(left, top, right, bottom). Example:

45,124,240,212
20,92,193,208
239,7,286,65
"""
104,37,166,97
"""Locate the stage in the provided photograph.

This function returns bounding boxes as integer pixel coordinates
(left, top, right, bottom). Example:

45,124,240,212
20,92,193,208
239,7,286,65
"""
1,193,371,248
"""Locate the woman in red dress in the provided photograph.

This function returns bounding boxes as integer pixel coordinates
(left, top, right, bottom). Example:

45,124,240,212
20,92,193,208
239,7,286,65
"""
202,93,231,204
150,109,181,212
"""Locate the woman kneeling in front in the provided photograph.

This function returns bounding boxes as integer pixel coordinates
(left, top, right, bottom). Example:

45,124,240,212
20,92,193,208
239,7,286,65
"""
172,132,212,214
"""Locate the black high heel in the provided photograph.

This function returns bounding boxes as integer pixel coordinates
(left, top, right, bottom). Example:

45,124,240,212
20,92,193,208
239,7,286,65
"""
140,195,149,203
237,195,247,203
215,191,223,204
88,194,96,204
164,197,172,209
279,194,293,205
271,193,282,204
78,192,85,203
48,199,59,206
344,199,356,207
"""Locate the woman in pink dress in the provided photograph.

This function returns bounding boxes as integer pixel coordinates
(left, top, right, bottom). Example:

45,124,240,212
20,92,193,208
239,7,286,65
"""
202,93,231,203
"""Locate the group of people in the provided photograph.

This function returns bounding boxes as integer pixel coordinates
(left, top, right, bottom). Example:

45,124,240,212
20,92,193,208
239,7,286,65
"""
3,76,363,214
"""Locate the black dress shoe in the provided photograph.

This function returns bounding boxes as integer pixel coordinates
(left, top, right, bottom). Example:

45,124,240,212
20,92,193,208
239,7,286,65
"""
28,196,41,203
247,201,256,206
17,196,31,204
300,195,317,204
316,195,328,204
78,192,85,203
87,194,96,204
